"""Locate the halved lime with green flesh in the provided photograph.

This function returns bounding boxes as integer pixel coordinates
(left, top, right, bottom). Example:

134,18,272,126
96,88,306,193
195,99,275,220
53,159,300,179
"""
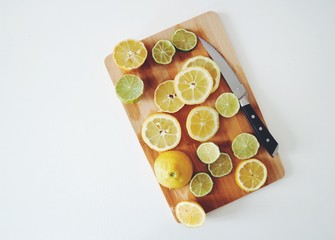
171,29,197,51
215,92,240,118
208,153,233,177
232,133,260,160
115,74,144,104
152,40,176,64
190,172,213,197
196,142,220,164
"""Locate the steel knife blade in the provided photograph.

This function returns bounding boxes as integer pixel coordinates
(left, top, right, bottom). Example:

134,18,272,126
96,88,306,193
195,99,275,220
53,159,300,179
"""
199,37,279,157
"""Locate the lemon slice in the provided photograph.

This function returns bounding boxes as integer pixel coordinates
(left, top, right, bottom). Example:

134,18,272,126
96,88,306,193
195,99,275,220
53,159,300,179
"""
154,80,184,113
196,142,220,164
208,153,233,177
175,201,206,227
186,106,219,142
113,39,147,70
235,158,267,192
115,74,144,104
141,113,181,152
189,172,213,197
182,56,220,93
152,40,176,64
171,29,197,51
174,67,213,105
215,92,240,118
232,133,260,160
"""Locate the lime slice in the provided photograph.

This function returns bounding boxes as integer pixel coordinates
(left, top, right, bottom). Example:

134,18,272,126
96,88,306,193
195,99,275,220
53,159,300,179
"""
154,80,184,113
113,39,147,70
190,172,213,197
171,29,197,51
174,66,213,105
232,133,260,160
152,40,176,64
196,142,220,164
115,74,144,104
215,92,240,118
182,56,220,93
208,153,233,177
175,201,206,227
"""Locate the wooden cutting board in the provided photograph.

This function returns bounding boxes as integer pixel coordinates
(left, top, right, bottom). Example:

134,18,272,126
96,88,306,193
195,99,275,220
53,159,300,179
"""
105,11,285,219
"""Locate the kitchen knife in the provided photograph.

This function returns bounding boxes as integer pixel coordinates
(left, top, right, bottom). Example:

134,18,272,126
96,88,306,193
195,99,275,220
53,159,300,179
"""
199,37,279,157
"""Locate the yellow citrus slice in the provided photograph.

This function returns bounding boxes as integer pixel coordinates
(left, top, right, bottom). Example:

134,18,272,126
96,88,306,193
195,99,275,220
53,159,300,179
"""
215,92,240,118
175,201,206,227
174,67,213,105
186,106,219,142
113,39,147,70
154,80,185,113
208,153,233,177
115,74,144,104
171,29,197,51
196,142,220,164
232,133,260,160
235,158,267,192
189,172,213,197
141,113,181,152
152,40,176,64
182,56,220,93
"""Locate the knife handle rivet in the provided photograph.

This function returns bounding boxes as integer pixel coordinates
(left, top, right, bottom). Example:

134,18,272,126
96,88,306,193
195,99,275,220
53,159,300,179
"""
266,138,270,142
251,115,255,119
259,127,263,131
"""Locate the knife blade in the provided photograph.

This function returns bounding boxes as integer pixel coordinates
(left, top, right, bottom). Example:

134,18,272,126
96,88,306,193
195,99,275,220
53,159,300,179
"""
199,37,279,157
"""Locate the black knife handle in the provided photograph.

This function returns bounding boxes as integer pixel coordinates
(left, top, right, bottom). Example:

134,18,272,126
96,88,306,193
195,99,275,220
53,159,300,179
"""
241,104,278,157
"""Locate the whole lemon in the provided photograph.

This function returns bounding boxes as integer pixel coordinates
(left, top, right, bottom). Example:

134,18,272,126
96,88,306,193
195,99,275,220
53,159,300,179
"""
154,150,193,189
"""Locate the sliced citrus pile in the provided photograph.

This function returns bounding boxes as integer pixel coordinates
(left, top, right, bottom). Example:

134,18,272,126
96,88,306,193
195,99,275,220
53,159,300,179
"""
175,201,206,227
215,92,240,118
232,133,260,159
208,153,233,177
189,172,213,197
152,40,176,64
235,158,267,192
113,39,147,70
174,67,213,105
154,80,184,113
182,56,220,93
141,113,181,152
196,142,220,164
115,74,144,104
186,106,219,142
171,29,197,51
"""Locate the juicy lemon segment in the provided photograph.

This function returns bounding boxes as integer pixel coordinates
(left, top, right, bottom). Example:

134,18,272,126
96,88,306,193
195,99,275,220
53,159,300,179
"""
189,172,213,197
115,74,144,104
141,113,181,152
186,106,219,142
154,80,184,113
175,201,206,227
113,39,147,70
171,29,197,51
215,92,240,118
235,159,267,192
208,153,233,177
174,67,213,105
232,133,260,159
183,56,220,93
152,40,176,64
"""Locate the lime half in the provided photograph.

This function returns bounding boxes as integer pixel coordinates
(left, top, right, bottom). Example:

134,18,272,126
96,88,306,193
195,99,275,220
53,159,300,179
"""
171,29,197,51
115,74,144,104
190,172,213,197
152,40,176,64
215,92,240,118
196,142,220,164
232,133,260,160
208,153,233,177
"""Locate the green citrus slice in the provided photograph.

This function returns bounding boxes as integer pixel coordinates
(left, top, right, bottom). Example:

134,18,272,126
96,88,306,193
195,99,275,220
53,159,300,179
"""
232,133,260,160
115,74,144,104
171,29,197,51
208,153,233,177
196,142,220,164
190,172,213,197
152,40,176,64
154,80,184,113
215,92,240,118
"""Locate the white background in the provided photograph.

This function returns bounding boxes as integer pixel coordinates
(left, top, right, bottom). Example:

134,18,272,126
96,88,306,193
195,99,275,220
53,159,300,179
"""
1,0,335,239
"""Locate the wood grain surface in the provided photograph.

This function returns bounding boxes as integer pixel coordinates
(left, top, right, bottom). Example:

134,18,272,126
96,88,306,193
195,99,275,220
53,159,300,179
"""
105,11,285,219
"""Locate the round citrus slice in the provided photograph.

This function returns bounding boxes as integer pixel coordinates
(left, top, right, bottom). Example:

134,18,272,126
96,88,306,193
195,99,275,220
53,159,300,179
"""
215,92,240,118
208,153,233,177
152,40,176,64
235,158,267,192
232,133,260,159
182,56,220,93
196,142,220,164
186,106,219,142
141,113,181,152
115,74,144,104
190,172,213,197
174,66,213,105
113,39,147,70
175,201,206,227
154,80,184,113
171,29,197,51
